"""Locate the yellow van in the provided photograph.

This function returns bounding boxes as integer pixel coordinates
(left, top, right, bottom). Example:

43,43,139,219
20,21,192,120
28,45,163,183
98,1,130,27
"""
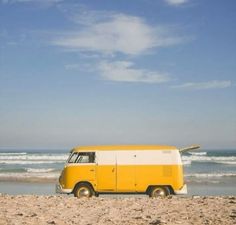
56,145,199,197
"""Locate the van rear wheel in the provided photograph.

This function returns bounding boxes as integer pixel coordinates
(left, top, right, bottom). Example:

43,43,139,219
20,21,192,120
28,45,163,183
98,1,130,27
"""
148,186,170,197
74,183,94,198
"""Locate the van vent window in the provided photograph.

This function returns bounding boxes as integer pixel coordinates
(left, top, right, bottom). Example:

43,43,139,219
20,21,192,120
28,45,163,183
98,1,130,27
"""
76,152,95,163
68,153,79,163
67,153,73,162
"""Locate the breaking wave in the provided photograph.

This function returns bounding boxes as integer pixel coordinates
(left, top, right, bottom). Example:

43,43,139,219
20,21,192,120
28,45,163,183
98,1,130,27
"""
0,172,59,179
188,152,207,156
182,155,236,166
0,160,64,165
26,168,56,173
0,152,27,156
0,154,68,161
185,173,236,178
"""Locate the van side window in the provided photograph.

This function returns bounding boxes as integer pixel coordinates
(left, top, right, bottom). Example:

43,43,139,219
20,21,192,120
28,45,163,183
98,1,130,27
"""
68,153,79,163
76,152,95,163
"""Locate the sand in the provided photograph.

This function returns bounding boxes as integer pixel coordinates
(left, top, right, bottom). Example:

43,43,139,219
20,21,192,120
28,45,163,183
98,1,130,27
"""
0,195,235,225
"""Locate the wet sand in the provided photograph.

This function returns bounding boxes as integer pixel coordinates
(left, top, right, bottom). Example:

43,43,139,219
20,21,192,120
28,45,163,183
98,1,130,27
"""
0,195,235,225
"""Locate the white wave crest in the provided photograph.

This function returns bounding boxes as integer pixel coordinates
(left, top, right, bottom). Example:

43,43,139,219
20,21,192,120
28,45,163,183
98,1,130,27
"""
189,152,207,156
182,155,236,162
0,160,64,165
26,168,55,173
185,173,236,178
0,152,27,156
182,160,192,165
0,154,68,161
0,172,60,179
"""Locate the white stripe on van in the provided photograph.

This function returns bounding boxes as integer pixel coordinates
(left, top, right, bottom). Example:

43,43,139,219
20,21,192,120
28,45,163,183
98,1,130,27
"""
96,151,116,165
96,150,182,165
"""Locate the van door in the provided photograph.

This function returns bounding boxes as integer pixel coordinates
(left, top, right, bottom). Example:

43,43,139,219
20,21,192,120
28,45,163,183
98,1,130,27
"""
96,151,116,191
116,151,136,192
76,152,96,182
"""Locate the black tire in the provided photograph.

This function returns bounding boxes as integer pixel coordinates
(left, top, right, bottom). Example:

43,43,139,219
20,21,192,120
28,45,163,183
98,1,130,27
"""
73,183,95,198
148,186,170,198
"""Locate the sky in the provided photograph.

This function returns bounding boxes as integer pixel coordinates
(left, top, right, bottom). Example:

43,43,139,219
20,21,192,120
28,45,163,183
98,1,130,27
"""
0,0,236,150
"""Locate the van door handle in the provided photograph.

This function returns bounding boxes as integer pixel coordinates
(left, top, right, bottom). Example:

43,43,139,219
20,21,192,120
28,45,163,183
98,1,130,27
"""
90,169,94,172
112,168,115,172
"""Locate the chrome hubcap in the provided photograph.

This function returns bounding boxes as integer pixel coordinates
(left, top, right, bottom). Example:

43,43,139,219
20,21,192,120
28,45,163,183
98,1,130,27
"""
153,188,166,197
77,187,90,197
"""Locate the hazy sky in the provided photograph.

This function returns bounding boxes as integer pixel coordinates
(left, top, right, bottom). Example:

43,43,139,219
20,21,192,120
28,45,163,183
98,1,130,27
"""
0,0,235,149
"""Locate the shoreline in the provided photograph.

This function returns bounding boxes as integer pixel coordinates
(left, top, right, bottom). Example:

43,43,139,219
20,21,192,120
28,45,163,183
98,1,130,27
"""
0,177,57,183
0,195,235,225
0,176,235,184
1,180,236,196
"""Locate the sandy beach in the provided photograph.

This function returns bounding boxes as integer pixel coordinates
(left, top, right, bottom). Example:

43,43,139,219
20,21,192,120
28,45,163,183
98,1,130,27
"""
0,195,235,225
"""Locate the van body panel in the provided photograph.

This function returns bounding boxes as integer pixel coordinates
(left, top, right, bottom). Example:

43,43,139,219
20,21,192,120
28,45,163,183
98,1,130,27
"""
96,165,116,191
64,164,96,190
96,151,116,191
116,151,136,191
135,165,183,191
117,165,136,191
57,145,187,195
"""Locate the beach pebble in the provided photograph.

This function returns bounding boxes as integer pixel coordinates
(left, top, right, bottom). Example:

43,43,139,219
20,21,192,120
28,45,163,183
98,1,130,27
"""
228,196,236,200
228,200,236,204
149,219,162,224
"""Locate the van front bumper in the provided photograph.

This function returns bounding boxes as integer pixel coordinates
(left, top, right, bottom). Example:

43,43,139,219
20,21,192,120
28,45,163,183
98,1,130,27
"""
174,184,187,195
55,184,72,194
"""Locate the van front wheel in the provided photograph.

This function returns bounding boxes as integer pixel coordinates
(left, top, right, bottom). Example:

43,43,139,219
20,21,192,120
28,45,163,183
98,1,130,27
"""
148,186,170,198
73,183,94,198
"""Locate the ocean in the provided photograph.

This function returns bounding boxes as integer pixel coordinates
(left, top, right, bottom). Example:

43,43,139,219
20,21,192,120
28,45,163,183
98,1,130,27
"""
0,149,235,196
